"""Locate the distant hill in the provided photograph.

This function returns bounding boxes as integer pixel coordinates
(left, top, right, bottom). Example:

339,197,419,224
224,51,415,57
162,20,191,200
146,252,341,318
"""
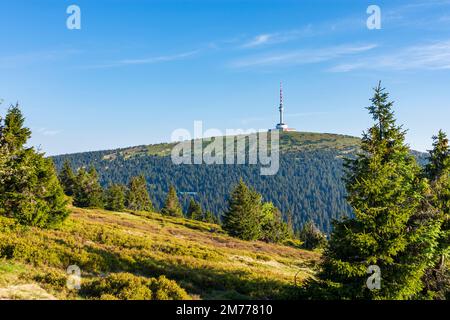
51,132,427,233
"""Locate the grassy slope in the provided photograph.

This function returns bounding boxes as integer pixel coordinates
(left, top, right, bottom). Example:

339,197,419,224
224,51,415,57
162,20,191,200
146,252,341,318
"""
100,131,361,160
0,207,320,300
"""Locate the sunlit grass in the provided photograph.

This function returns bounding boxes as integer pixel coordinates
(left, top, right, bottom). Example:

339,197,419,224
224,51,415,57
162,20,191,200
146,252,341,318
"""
0,206,320,300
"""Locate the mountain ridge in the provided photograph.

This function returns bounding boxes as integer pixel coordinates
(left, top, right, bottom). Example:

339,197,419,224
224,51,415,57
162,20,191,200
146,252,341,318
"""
51,132,427,233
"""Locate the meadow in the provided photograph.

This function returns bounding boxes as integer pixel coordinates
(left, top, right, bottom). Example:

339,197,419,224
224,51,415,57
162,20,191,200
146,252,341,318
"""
0,206,320,300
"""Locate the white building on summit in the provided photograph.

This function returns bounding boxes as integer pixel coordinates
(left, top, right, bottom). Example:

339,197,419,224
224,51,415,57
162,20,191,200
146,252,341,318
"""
273,82,295,132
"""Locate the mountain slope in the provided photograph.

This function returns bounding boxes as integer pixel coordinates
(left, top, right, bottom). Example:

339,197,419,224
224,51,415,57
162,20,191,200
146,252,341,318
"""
0,207,319,300
51,131,428,233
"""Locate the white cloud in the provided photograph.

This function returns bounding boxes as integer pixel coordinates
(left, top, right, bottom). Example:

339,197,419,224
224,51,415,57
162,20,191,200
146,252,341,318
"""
329,40,450,72
242,34,273,48
117,50,198,65
229,44,377,68
0,49,81,69
84,50,199,69
37,128,61,136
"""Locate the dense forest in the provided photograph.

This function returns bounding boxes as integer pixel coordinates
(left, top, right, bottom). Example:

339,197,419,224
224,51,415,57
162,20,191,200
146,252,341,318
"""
51,132,422,233
51,132,428,233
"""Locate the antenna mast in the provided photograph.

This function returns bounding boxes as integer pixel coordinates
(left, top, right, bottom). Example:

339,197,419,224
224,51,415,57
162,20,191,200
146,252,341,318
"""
279,82,284,125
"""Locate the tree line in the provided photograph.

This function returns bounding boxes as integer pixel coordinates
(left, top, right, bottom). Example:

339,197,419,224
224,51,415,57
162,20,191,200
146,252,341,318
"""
51,139,355,234
58,157,309,245
0,104,313,246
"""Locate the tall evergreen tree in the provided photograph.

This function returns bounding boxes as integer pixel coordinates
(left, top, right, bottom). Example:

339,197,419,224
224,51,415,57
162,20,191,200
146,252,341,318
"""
310,83,439,299
59,160,76,196
260,202,290,243
0,104,68,227
105,183,127,212
125,176,153,212
161,184,183,217
422,130,450,298
222,179,262,241
187,198,202,220
73,166,104,208
203,210,218,224
298,220,327,250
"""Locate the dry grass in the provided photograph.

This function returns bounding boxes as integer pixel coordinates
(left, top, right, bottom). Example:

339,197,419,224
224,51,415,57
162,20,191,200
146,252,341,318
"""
0,207,320,300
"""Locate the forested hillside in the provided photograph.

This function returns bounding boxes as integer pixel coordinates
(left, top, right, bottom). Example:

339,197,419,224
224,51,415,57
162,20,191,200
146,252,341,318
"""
51,132,426,233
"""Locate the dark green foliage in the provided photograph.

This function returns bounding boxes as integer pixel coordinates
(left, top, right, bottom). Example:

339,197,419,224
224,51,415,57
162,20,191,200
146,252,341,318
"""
260,202,290,243
104,184,127,212
58,160,76,196
81,273,189,300
298,220,327,250
222,179,263,241
73,166,104,208
203,210,218,224
161,185,183,217
187,198,203,220
126,176,153,212
422,130,450,299
311,83,439,299
52,133,366,234
0,104,68,227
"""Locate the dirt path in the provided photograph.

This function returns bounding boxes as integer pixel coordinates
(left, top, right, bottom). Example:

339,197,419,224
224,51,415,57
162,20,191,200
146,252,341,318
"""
0,284,57,300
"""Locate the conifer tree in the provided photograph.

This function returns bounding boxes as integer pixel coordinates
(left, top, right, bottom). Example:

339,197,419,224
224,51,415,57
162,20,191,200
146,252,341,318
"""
203,210,217,224
125,176,153,212
187,198,202,220
59,160,76,196
73,166,104,208
422,130,450,298
161,184,183,217
105,183,127,212
222,179,263,240
0,104,68,227
298,220,327,250
311,83,439,299
260,202,290,243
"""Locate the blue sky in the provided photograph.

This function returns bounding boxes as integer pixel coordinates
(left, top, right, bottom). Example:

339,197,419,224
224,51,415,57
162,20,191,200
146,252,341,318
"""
1,0,450,155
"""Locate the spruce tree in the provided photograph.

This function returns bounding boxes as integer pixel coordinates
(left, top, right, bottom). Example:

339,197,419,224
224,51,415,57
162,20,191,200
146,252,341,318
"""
59,160,76,196
105,183,127,212
222,179,262,241
260,202,290,243
125,176,153,212
298,220,327,250
422,130,450,298
203,210,217,224
73,166,104,208
311,83,438,299
161,184,183,217
187,198,203,220
0,104,68,227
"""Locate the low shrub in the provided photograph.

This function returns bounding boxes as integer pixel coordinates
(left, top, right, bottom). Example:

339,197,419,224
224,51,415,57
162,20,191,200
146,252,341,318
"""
81,272,190,300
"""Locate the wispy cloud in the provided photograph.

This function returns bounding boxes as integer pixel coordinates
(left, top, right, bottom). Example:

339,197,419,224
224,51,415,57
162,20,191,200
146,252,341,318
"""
240,27,315,48
0,49,81,69
329,40,450,72
229,44,377,69
83,50,199,69
36,128,61,136
117,50,198,65
242,34,273,48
